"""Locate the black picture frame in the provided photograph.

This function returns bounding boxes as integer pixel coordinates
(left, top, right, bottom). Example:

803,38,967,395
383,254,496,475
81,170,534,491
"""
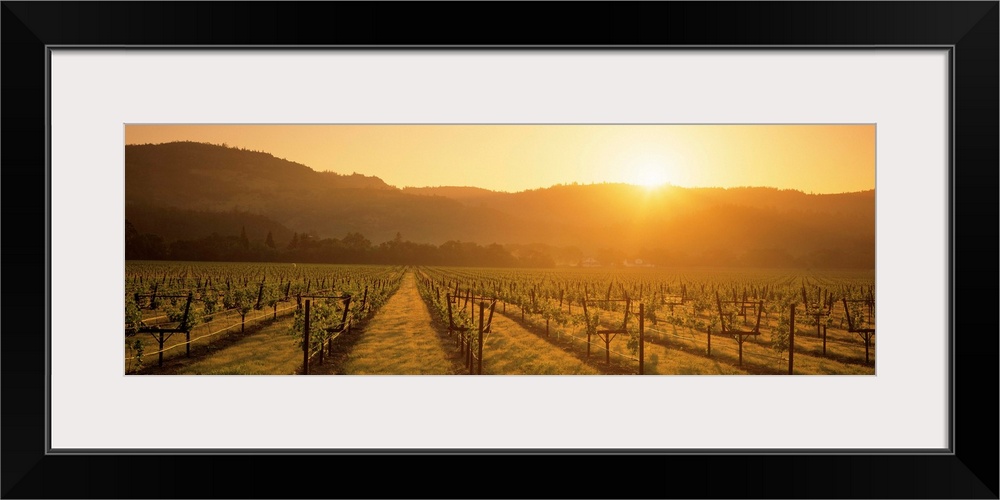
3,2,996,498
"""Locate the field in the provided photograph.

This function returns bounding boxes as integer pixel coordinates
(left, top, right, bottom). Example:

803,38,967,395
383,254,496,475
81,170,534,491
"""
125,262,875,375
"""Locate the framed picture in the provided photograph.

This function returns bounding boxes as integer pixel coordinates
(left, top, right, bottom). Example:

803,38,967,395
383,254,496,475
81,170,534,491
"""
4,2,996,498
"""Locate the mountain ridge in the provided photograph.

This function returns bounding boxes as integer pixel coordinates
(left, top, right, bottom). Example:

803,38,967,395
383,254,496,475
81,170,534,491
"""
125,141,875,267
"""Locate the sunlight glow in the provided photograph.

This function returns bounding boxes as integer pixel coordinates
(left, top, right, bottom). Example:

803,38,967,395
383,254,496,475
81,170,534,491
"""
633,163,670,188
125,124,876,193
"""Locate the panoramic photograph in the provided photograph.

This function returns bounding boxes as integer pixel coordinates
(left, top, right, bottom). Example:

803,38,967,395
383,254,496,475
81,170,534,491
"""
124,124,876,375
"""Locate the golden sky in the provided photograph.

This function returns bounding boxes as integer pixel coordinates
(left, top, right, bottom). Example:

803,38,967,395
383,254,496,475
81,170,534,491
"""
125,124,874,194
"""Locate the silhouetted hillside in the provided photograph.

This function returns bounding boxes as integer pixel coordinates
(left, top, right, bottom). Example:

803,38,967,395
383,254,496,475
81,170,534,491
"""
126,142,875,268
126,142,531,244
125,203,295,247
126,141,392,209
402,186,498,200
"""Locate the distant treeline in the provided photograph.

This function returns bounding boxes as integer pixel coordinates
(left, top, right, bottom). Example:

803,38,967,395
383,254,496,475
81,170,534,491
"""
125,220,556,267
126,220,873,269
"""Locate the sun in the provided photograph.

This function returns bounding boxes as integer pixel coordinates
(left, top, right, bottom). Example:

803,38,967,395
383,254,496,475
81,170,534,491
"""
632,163,670,188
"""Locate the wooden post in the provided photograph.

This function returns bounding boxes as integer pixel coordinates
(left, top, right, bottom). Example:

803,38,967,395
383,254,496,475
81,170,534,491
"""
181,292,193,326
639,303,645,375
605,334,611,365
738,335,743,368
447,293,455,341
182,293,193,358
715,291,726,333
318,334,324,365
341,296,352,332
702,324,709,355
462,326,468,366
158,331,164,367
841,298,855,331
303,300,310,375
478,302,484,375
583,300,591,358
865,333,871,364
623,296,631,330
822,324,827,356
487,299,496,331
789,303,795,375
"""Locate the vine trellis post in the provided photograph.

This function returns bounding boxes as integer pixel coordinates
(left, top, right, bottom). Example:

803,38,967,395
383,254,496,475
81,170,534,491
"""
581,293,646,374
842,296,876,364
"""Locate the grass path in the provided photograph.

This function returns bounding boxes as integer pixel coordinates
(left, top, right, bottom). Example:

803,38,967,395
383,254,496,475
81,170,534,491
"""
497,303,749,375
324,272,462,374
478,311,600,375
157,316,302,375
414,275,600,375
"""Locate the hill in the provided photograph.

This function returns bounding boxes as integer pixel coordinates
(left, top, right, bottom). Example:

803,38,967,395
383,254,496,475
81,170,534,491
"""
125,141,875,267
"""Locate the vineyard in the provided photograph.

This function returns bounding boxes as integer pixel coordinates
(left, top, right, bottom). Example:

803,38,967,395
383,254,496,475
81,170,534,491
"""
415,266,875,375
125,262,405,374
125,262,874,375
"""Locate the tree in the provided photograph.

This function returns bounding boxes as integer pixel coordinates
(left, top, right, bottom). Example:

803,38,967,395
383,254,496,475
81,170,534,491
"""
288,232,299,249
125,220,167,260
265,230,275,249
342,232,371,251
125,219,140,246
239,225,250,249
517,249,555,268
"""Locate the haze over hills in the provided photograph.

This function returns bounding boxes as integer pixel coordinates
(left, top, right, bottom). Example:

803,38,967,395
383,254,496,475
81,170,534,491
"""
126,141,875,268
